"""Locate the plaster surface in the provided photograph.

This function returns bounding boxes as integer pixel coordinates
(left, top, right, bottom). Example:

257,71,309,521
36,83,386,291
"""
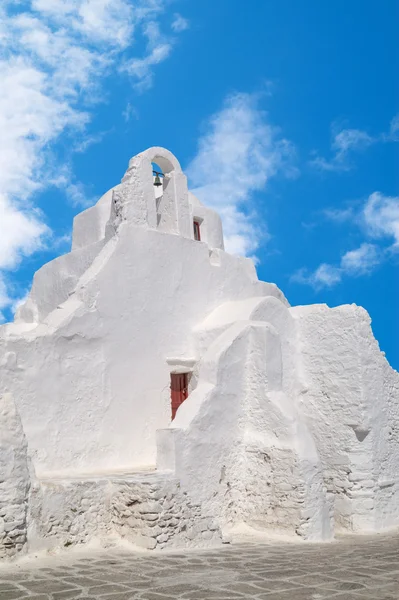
0,147,398,559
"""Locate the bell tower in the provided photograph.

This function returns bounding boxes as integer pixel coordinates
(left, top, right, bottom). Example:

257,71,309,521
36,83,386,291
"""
111,147,192,238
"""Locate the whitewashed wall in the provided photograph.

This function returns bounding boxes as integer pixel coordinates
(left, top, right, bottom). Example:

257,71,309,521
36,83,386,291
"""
0,147,397,552
0,148,285,477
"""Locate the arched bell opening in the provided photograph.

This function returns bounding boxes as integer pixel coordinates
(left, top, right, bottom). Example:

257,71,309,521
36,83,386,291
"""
151,157,178,233
152,162,165,222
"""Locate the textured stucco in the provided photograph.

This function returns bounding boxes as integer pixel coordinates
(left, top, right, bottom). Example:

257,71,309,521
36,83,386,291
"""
0,394,31,558
290,303,399,533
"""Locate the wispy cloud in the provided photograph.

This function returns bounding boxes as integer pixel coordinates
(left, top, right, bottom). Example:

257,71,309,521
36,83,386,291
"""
73,131,109,153
171,13,189,33
385,113,399,142
323,206,355,222
362,192,399,248
122,21,172,91
0,275,11,323
292,243,380,290
292,263,342,289
65,182,98,208
292,192,399,289
0,194,50,272
311,114,399,172
186,92,297,257
122,102,139,123
0,0,183,317
310,126,374,172
340,243,380,274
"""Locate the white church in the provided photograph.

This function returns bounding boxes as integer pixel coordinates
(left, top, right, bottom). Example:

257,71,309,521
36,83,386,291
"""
1,147,398,558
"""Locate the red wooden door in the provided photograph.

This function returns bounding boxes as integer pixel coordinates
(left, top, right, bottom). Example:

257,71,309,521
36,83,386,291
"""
170,373,188,420
193,220,201,241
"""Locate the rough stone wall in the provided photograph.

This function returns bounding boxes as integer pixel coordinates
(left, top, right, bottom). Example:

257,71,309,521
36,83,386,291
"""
236,447,302,531
0,471,222,557
0,394,31,559
28,479,112,552
291,303,399,533
111,474,222,550
374,360,399,530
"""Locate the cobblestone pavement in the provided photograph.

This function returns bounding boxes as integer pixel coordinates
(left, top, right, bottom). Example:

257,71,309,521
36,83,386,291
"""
1,533,399,600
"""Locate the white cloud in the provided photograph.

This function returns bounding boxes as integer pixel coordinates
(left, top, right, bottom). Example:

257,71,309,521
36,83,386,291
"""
292,243,379,290
0,274,12,321
65,182,98,208
323,207,354,222
30,0,135,46
362,192,399,248
0,194,50,271
74,131,108,153
389,113,399,141
292,263,342,289
311,113,399,172
122,21,172,91
310,127,374,172
340,243,380,274
186,92,296,257
171,13,189,33
0,0,181,315
0,194,50,321
122,102,138,123
293,191,399,290
49,165,101,208
333,128,374,158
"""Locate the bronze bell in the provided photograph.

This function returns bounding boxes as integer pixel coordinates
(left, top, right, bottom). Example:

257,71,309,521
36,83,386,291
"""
153,173,163,187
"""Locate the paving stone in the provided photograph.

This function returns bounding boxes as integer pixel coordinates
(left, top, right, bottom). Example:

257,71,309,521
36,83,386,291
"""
0,592,32,600
242,579,299,592
139,594,179,600
220,582,268,594
87,584,131,596
20,596,51,600
19,580,79,593
288,574,339,587
182,594,242,600
0,585,19,592
53,590,84,599
91,594,138,600
60,578,104,587
0,534,398,599
332,591,382,600
258,589,338,599
152,585,202,595
321,580,369,592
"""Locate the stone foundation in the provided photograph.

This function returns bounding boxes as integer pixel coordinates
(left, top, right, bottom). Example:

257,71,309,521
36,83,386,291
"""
24,471,222,556
111,473,221,550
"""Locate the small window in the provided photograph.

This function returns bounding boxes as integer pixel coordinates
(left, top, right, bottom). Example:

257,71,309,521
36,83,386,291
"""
193,220,201,241
170,372,189,420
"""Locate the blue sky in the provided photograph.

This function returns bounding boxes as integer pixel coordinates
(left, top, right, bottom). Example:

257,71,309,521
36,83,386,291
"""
1,0,398,368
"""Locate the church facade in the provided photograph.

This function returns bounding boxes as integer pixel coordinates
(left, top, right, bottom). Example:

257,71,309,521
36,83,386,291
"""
1,147,398,558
